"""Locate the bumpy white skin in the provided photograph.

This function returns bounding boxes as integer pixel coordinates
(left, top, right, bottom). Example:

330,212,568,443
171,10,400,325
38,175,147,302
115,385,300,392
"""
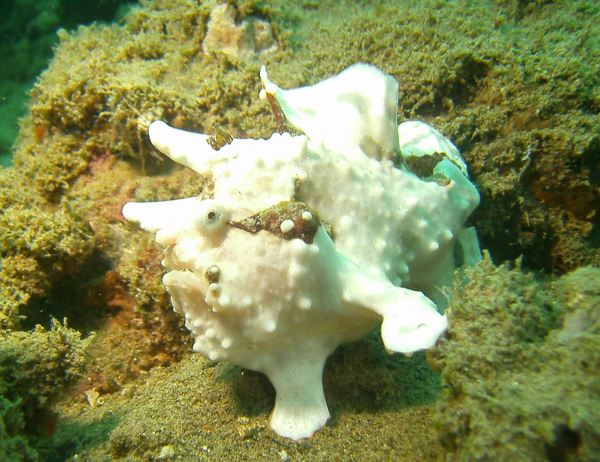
122,64,480,440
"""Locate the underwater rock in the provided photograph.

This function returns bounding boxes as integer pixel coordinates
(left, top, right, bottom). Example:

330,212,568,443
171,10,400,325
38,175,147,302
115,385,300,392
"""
432,257,600,461
0,319,93,459
202,3,278,60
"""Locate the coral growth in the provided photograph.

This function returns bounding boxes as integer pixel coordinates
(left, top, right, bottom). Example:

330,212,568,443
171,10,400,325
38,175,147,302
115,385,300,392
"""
1,0,597,331
0,320,93,461
202,3,278,59
432,256,600,461
0,169,95,330
0,0,597,458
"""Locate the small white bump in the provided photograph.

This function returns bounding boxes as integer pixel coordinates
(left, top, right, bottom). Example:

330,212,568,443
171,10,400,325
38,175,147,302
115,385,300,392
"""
301,211,313,221
265,319,277,332
308,244,319,255
290,238,307,253
340,215,352,227
404,196,418,208
289,262,306,278
221,338,232,349
280,219,295,233
193,339,204,352
398,262,409,274
441,229,454,241
429,241,440,251
374,238,387,251
298,297,312,310
205,328,216,339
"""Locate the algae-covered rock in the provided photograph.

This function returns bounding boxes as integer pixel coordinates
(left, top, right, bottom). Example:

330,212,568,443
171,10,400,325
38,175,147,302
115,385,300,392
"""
1,0,598,331
1,0,278,330
433,256,600,461
0,395,37,462
0,0,133,165
0,319,93,461
0,168,95,329
0,0,597,459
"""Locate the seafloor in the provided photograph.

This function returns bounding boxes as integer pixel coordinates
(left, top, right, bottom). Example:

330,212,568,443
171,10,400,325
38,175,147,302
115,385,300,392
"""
0,0,598,461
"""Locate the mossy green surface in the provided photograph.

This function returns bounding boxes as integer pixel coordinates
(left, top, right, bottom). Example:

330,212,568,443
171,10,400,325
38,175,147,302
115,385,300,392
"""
432,256,600,461
0,320,93,461
0,395,37,462
1,0,597,331
0,166,95,329
0,0,598,460
0,0,133,166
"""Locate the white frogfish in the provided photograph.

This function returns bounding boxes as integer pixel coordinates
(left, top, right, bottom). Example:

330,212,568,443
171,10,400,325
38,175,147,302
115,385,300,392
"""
122,63,480,440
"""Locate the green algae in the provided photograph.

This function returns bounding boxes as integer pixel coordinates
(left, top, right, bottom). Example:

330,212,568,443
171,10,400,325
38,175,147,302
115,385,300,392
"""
2,0,598,327
0,319,93,461
0,170,95,330
0,0,134,166
0,0,598,460
432,256,600,461
0,395,37,462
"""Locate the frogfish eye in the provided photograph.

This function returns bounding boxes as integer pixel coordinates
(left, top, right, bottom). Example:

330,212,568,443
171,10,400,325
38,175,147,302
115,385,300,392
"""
193,200,230,235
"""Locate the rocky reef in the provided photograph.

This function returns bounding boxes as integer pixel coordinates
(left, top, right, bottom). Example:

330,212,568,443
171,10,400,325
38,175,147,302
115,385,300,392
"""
432,257,600,461
0,320,92,460
0,0,598,459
